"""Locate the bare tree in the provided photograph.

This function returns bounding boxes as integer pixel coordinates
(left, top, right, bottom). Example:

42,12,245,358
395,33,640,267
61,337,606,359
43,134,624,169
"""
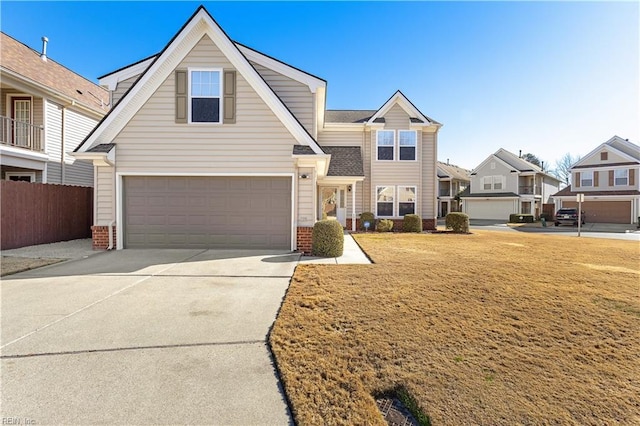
552,152,581,185
522,153,549,171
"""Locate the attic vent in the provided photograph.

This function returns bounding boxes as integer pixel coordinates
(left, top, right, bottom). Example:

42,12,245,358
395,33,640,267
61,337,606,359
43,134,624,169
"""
600,152,608,161
76,89,83,95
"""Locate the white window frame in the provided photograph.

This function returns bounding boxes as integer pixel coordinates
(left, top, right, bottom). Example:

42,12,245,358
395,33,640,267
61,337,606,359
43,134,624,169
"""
614,169,628,186
5,172,36,182
397,185,417,216
482,176,492,190
375,185,395,217
187,67,223,124
398,130,417,162
493,175,504,190
376,130,395,161
581,171,593,187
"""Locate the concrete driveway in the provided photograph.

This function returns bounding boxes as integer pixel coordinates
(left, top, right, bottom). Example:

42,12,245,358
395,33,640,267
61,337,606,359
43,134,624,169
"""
1,249,299,425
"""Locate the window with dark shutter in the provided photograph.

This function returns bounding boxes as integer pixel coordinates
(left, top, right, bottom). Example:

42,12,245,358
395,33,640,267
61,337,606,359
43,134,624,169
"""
175,70,187,123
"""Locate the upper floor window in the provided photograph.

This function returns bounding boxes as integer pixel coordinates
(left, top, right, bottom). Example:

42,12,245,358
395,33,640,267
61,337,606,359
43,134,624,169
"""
482,175,503,190
398,131,417,161
614,169,628,186
483,176,492,190
189,69,221,123
376,130,395,160
581,171,593,187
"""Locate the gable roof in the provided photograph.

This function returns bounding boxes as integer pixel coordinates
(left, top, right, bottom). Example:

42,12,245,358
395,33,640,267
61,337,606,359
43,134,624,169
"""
572,136,640,169
0,32,109,116
76,6,323,154
437,161,471,181
323,147,364,177
475,148,560,182
367,90,441,127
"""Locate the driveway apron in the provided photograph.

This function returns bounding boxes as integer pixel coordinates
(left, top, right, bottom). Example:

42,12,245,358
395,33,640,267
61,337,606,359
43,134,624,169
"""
1,249,299,425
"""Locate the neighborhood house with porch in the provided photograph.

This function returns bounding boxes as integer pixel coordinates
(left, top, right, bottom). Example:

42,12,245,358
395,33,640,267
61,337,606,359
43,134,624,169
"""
74,6,442,252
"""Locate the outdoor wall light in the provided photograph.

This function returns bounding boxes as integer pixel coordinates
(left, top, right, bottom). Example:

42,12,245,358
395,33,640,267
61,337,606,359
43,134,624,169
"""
299,174,309,179
348,185,352,192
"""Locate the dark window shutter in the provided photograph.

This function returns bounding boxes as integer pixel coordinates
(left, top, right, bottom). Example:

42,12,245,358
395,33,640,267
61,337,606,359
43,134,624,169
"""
608,170,614,186
594,171,599,187
223,70,236,124
575,172,580,188
630,169,635,186
175,70,187,123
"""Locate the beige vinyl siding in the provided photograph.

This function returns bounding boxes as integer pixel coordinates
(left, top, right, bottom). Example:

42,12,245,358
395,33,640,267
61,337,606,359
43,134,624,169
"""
113,35,298,174
297,167,315,226
573,167,639,192
370,105,422,216
96,166,115,225
580,149,633,166
44,100,62,164
470,159,515,194
251,62,313,135
318,130,364,146
541,176,560,203
363,130,372,212
112,75,139,106
421,131,437,218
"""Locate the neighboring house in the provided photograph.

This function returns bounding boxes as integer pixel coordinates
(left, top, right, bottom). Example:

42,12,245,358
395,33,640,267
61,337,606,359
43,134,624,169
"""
553,136,639,224
73,6,442,251
460,148,561,220
0,32,109,186
437,161,470,217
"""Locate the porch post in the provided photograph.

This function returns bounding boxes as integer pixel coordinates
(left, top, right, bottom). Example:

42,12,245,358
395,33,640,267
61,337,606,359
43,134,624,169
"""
351,182,356,232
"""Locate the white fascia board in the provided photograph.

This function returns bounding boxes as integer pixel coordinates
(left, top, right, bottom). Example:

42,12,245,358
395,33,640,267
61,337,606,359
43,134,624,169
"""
98,57,156,91
318,176,365,184
472,154,517,175
71,150,115,167
237,44,325,94
78,10,323,155
322,123,366,131
367,92,430,126
293,154,330,177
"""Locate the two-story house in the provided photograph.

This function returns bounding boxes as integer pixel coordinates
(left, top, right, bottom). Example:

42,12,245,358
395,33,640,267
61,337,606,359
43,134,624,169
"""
552,136,639,224
459,148,560,220
0,32,109,186
437,160,470,217
72,6,441,251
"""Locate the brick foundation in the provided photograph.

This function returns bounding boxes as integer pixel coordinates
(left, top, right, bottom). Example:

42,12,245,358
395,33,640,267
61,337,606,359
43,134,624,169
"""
296,226,313,254
91,225,117,250
346,218,436,232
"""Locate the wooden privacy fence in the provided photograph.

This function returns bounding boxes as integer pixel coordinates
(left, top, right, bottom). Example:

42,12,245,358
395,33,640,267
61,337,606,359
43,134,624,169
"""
1,181,93,250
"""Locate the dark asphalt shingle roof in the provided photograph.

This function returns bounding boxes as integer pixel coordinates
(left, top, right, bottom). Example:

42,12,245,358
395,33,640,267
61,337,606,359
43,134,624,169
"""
293,145,315,155
458,187,519,198
86,143,116,153
324,146,364,177
325,110,377,123
553,185,640,197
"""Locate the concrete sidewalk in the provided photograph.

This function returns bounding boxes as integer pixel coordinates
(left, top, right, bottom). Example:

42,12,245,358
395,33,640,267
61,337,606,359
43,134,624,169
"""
299,232,372,265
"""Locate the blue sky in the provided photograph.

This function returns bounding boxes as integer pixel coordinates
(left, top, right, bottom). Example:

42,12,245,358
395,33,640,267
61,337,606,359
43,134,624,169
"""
2,1,638,169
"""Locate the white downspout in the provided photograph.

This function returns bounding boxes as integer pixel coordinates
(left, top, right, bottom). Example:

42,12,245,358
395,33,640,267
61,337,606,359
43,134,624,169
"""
107,219,115,250
61,106,66,184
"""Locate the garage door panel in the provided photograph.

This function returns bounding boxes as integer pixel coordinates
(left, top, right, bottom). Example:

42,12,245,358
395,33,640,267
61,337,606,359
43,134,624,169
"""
562,200,631,223
466,200,515,220
124,176,291,249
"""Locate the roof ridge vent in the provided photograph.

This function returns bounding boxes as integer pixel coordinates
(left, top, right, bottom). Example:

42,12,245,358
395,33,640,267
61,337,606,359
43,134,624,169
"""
40,36,48,62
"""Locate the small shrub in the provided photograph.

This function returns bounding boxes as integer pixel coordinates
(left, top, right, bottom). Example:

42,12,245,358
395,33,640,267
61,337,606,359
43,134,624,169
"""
445,212,469,233
311,220,344,257
376,219,394,232
509,214,535,223
360,212,375,231
540,213,551,221
402,214,422,233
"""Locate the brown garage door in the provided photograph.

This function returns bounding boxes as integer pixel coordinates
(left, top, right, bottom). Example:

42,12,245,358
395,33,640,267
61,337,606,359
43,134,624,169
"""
562,200,631,223
124,176,291,249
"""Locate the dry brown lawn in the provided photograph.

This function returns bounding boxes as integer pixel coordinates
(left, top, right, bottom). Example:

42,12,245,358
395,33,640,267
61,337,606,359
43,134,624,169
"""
270,231,640,425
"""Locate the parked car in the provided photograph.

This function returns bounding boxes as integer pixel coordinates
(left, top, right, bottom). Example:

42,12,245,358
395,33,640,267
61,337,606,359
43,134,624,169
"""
554,208,586,226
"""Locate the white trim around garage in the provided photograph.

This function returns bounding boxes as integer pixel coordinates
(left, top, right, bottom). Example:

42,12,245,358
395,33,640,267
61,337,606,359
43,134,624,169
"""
115,172,296,250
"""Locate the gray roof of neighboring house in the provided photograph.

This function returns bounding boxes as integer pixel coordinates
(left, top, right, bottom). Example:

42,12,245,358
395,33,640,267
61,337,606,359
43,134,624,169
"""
86,143,116,153
458,187,519,198
553,185,640,197
437,161,471,181
324,146,364,177
491,149,560,181
325,110,377,123
292,145,316,155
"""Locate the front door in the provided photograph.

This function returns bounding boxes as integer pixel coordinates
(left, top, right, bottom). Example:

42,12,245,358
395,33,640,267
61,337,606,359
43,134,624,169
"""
11,97,31,148
320,186,346,227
